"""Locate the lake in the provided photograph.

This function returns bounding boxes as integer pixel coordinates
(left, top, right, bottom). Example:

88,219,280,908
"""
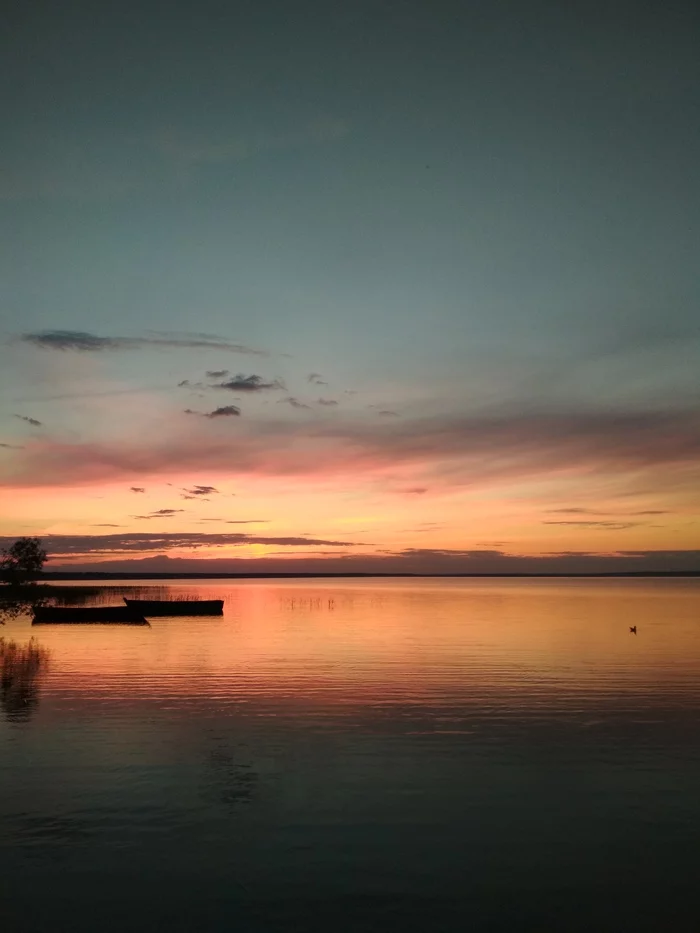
1,577,699,932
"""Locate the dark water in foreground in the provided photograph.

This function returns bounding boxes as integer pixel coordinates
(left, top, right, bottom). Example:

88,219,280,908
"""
1,577,699,932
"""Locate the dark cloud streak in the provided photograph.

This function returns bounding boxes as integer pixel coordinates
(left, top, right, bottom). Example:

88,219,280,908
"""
213,374,284,392
185,406,241,418
21,330,267,355
14,414,42,427
0,531,362,556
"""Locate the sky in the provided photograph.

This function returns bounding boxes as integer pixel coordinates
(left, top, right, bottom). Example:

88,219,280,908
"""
1,0,699,573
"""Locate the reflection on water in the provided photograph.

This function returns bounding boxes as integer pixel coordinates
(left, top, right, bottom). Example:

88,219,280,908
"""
0,637,50,721
203,739,258,811
0,577,699,932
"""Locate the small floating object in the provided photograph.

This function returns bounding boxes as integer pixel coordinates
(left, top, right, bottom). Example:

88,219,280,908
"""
123,598,224,616
629,625,637,634
33,606,148,625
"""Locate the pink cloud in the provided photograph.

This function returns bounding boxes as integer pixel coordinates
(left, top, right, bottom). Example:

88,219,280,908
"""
0,408,698,499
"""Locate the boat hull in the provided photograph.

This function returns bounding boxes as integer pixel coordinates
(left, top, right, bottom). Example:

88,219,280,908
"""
123,599,224,616
33,606,148,625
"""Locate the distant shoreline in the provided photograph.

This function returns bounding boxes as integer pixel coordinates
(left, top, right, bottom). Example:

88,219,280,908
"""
36,571,700,580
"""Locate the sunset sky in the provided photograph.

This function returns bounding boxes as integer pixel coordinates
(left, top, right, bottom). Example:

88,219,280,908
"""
1,0,698,573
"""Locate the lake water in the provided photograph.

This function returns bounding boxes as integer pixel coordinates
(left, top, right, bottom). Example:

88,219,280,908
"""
1,577,699,932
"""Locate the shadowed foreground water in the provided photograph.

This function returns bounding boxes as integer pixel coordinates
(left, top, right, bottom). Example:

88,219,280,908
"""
1,577,699,932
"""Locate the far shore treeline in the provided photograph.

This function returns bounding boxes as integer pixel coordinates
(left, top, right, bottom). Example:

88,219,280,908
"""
1,537,698,584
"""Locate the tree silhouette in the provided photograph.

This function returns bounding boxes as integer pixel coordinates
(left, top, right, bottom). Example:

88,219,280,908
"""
1,537,48,586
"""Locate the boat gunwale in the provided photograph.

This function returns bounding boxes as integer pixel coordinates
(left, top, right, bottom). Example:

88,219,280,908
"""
123,598,224,615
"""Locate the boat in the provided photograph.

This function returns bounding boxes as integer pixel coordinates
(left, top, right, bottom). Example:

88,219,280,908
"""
33,606,149,625
123,598,224,616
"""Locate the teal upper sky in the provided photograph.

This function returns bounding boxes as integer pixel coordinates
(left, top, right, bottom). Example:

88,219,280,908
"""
3,0,699,398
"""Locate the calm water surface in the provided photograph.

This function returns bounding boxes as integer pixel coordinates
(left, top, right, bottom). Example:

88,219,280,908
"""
1,578,699,931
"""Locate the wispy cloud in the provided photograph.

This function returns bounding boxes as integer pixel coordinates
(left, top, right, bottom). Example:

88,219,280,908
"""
224,520,269,524
545,507,670,516
206,370,229,379
378,410,399,417
183,485,219,496
21,330,267,355
317,398,338,406
0,443,24,449
130,486,146,493
133,509,185,519
14,414,42,427
154,118,350,177
308,373,327,385
279,397,310,409
198,519,269,524
1,121,350,202
543,520,641,530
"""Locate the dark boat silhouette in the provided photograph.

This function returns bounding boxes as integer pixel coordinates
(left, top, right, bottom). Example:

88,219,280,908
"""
123,598,224,616
33,606,148,625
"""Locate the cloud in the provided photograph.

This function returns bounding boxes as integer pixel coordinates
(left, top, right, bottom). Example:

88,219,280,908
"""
21,330,267,355
133,509,185,519
1,122,350,202
130,486,146,493
154,119,350,177
545,507,670,516
279,397,310,409
224,520,269,524
213,374,284,392
185,406,242,418
91,523,123,527
206,370,229,379
0,531,362,559
178,380,206,389
3,407,699,498
207,406,241,418
308,373,327,385
0,443,24,449
14,414,42,427
317,398,338,406
543,521,641,530
197,519,268,524
401,487,428,495
13,386,176,404
378,410,399,417
183,486,219,495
